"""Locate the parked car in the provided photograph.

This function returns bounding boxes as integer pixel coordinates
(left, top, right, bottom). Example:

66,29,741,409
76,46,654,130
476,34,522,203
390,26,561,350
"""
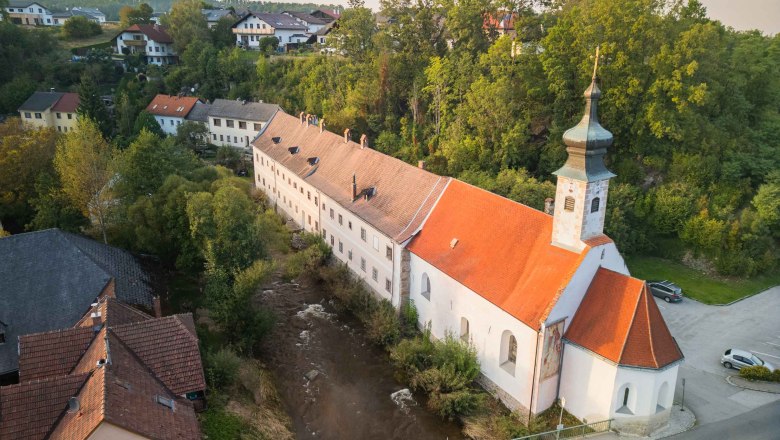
647,280,683,303
721,349,776,371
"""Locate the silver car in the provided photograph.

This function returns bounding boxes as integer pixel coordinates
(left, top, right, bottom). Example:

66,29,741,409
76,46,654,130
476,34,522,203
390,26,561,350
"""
721,348,775,371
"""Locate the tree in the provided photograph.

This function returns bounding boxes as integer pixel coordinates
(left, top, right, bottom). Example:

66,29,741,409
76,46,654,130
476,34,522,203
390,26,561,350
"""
54,117,115,243
120,3,153,28
0,118,58,226
175,121,209,154
62,16,101,39
132,110,165,137
77,74,112,138
165,0,210,54
211,16,235,48
329,0,376,61
27,172,88,233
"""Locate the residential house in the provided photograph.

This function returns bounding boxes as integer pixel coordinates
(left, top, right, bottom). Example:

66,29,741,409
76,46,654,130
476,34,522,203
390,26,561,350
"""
208,99,279,150
50,7,106,25
252,64,684,436
115,24,177,66
17,90,79,132
0,296,205,439
310,20,336,46
310,8,340,23
0,229,154,379
2,1,53,25
283,11,327,34
202,8,235,28
484,11,516,37
231,12,308,50
186,100,211,126
146,94,202,135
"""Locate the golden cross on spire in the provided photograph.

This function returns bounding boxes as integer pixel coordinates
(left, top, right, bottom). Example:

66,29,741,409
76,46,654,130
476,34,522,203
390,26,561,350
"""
592,45,600,80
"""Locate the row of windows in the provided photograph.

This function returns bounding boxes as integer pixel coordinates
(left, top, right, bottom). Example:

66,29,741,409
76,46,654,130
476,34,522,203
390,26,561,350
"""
158,118,182,127
420,273,519,375
55,112,73,120
563,196,601,213
212,118,261,131
242,22,268,30
56,126,70,133
212,133,250,145
23,112,42,119
323,230,393,293
325,203,393,261
7,7,44,13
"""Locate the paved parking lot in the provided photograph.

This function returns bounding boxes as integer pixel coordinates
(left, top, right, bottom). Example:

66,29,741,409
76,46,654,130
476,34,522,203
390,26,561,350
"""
657,286,780,425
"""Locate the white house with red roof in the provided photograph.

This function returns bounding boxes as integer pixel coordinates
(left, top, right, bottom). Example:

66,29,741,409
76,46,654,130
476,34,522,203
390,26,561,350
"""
251,56,683,436
145,94,202,135
115,24,177,66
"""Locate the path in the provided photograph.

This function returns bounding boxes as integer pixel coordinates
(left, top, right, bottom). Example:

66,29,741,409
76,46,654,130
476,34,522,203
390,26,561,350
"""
256,275,463,440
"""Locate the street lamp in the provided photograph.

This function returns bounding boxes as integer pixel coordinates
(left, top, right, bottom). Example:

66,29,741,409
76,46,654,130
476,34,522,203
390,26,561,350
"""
556,397,566,439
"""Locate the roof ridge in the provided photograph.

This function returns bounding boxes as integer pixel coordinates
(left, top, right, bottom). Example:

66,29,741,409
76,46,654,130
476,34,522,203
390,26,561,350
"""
642,285,659,368
617,279,645,364
19,324,94,340
106,329,181,398
45,369,97,439
395,176,448,241
106,297,154,320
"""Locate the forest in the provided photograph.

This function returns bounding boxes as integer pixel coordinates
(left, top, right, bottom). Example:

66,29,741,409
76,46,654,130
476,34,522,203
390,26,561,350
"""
0,0,779,279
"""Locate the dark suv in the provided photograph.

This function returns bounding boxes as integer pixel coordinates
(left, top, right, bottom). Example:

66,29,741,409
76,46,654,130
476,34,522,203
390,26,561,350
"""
647,280,683,303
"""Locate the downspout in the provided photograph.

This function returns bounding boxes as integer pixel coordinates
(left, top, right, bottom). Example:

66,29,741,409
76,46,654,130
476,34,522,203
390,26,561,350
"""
528,322,544,423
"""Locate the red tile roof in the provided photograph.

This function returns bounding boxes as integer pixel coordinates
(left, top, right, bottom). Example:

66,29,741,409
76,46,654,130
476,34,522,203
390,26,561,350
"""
407,179,585,330
564,268,684,369
125,24,173,43
17,327,95,382
74,297,153,329
51,92,80,113
583,235,613,247
146,94,201,118
254,111,449,242
0,373,90,440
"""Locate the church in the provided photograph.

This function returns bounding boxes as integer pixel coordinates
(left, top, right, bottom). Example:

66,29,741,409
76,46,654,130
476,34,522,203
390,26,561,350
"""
251,61,684,436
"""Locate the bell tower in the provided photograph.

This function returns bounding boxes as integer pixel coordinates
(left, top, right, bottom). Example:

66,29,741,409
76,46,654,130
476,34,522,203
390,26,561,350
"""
551,47,616,252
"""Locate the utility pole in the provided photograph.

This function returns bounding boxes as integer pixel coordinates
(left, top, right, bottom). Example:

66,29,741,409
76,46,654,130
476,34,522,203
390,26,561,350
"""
681,378,686,411
556,397,566,439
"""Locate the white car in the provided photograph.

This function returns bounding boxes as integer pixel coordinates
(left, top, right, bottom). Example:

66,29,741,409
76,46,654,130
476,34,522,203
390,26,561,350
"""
721,348,775,371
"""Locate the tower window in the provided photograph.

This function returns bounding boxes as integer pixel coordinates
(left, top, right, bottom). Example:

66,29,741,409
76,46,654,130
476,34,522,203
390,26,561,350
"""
591,197,600,213
564,196,575,212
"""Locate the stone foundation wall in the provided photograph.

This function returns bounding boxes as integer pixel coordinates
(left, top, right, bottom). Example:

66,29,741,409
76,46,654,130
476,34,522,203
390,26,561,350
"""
476,373,532,424
398,248,411,310
613,408,670,437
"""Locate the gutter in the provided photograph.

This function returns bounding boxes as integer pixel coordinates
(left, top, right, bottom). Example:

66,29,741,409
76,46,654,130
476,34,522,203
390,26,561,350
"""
528,322,543,422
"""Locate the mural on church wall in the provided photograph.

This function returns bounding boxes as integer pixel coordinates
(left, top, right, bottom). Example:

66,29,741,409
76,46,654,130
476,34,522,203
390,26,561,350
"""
541,320,564,380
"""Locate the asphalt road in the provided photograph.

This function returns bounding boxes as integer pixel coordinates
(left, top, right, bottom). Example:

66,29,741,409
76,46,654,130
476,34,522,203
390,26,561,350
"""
656,286,780,426
666,399,780,440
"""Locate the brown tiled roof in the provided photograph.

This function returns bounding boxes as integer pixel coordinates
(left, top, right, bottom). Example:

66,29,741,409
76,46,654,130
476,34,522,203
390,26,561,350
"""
0,373,90,440
125,24,173,43
75,297,153,329
564,268,684,369
17,327,95,382
146,94,201,118
407,179,586,330
254,111,449,242
582,235,613,247
110,314,206,395
50,92,80,113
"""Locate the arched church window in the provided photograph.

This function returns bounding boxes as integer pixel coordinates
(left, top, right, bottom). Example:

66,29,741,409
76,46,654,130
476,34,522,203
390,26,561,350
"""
591,197,600,213
564,196,575,211
500,330,517,375
460,317,469,342
623,388,629,406
421,273,431,301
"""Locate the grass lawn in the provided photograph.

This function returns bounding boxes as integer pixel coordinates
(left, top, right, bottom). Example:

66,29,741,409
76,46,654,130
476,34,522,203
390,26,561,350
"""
625,256,780,305
59,23,121,50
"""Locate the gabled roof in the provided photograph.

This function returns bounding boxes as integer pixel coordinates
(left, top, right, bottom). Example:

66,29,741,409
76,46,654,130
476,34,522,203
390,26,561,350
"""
312,8,340,21
1,311,204,440
407,179,585,330
146,94,201,118
283,11,327,25
17,91,63,112
18,327,96,382
50,92,79,113
564,268,684,369
123,24,173,44
253,111,450,242
208,98,280,122
234,12,307,30
6,1,47,9
185,101,211,122
202,8,234,22
0,229,153,375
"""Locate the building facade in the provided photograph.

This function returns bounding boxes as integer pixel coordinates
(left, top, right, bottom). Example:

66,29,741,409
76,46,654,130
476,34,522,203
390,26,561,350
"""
207,99,279,150
3,1,53,25
146,94,202,135
115,24,177,66
17,90,79,132
232,12,309,50
251,61,684,436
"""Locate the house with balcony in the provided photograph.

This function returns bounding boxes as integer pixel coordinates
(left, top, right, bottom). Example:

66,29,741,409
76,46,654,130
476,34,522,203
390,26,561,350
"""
3,1,53,25
231,12,308,50
115,24,177,66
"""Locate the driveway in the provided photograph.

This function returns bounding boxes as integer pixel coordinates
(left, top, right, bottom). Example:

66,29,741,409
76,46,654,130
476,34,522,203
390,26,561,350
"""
656,285,780,425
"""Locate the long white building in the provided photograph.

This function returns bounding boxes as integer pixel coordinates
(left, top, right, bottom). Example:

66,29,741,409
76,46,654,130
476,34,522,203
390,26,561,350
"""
252,68,684,437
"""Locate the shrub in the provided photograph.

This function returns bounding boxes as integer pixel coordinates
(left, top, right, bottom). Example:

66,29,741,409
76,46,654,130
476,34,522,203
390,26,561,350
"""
740,365,777,382
62,16,102,39
400,299,419,337
205,347,242,389
284,234,331,280
200,406,254,440
366,299,400,347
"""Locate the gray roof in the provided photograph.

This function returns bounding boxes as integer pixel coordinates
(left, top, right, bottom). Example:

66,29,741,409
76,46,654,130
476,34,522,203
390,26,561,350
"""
208,99,280,122
72,7,104,17
283,11,327,25
18,91,64,112
236,12,307,31
202,8,234,22
185,101,211,123
0,229,153,375
6,1,45,8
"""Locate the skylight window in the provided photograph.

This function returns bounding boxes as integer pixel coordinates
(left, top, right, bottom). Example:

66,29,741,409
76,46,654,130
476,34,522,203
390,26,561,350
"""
272,137,281,144
307,157,319,165
156,395,175,410
288,146,300,154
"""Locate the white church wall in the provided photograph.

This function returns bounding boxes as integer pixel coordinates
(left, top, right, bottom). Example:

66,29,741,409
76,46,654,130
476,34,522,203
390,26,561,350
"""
544,247,598,333
409,254,539,412
611,363,679,436
558,343,617,424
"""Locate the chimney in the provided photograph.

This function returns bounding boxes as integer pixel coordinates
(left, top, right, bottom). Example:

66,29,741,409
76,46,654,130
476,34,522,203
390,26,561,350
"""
544,198,554,215
418,160,426,169
360,134,368,149
153,296,162,318
305,113,311,127
299,112,305,125
344,128,351,143
50,87,55,93
351,174,357,201
320,118,325,133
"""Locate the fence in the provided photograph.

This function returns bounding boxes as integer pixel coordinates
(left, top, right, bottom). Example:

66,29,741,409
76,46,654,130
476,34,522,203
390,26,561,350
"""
511,419,613,440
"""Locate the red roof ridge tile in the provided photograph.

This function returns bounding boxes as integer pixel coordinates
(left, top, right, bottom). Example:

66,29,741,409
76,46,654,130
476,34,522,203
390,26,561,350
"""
616,279,645,364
